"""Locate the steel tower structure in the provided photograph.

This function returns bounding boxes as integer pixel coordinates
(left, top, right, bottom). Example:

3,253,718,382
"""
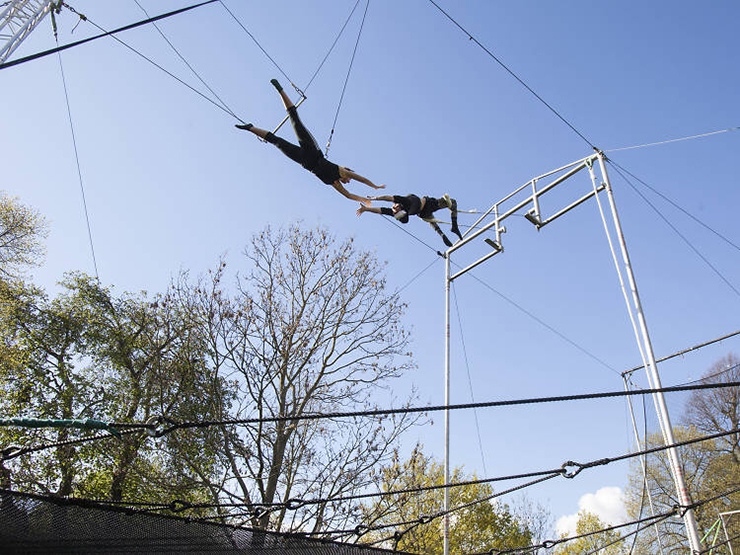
0,0,57,64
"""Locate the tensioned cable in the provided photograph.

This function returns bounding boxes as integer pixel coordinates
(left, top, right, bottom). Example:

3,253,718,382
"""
24,426,740,540
606,126,739,153
55,38,99,279
608,160,740,299
217,0,300,95
132,0,237,119
700,531,740,555
325,0,370,156
4,382,736,460
113,381,739,435
0,0,218,71
610,159,740,255
58,3,245,122
380,211,614,374
395,255,439,295
303,0,363,92
461,265,620,374
623,329,740,377
426,0,595,149
452,282,487,475
485,510,676,555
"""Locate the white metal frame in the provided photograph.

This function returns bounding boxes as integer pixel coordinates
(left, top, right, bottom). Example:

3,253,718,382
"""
0,0,56,64
442,151,702,554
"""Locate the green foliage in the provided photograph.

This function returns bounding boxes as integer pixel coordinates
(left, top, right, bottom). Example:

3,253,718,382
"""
360,445,533,553
553,511,627,554
0,192,47,279
0,273,222,504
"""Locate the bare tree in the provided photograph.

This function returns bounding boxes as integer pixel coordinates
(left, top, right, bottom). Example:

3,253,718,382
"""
176,225,418,533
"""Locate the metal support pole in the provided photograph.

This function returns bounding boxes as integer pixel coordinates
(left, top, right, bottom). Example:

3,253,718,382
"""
623,377,666,555
443,253,451,555
597,152,703,552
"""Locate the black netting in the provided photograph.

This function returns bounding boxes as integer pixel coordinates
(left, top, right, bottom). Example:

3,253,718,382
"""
0,490,400,554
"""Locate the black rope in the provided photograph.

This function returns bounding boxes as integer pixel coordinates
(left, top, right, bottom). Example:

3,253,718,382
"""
303,0,363,92
609,160,740,299
1,428,140,461
218,0,301,96
133,0,237,119
55,38,98,279
325,0,370,156
58,3,242,122
452,282,488,475
0,1,218,71
698,531,740,555
111,381,740,435
426,0,595,149
396,255,440,295
609,162,740,256
459,263,620,375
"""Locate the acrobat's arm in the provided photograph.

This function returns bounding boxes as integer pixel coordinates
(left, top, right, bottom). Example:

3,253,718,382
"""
343,169,385,190
357,204,392,217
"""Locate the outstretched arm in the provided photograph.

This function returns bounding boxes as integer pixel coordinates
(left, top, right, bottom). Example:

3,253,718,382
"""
356,204,385,217
368,194,395,202
342,169,385,190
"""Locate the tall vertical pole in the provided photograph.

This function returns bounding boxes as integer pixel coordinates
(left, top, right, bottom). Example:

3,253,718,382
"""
623,377,666,555
443,252,451,555
597,152,702,552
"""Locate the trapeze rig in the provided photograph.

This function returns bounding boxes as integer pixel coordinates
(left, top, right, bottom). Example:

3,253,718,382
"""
440,150,703,554
0,0,58,64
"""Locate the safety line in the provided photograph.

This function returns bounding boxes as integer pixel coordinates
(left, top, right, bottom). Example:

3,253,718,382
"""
461,266,620,375
325,0,369,156
395,255,439,295
623,329,740,377
606,126,739,153
610,159,740,255
303,0,363,92
426,0,595,149
4,382,736,461
56,41,98,278
0,0,218,71
451,282,487,475
62,4,242,122
114,381,739,434
133,0,237,119
376,435,740,551
608,160,740,299
218,0,300,96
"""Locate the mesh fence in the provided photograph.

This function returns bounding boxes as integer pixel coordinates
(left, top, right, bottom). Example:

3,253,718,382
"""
0,489,401,554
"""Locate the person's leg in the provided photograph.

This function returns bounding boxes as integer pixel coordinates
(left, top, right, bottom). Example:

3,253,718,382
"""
331,182,371,206
271,79,321,157
271,78,295,109
449,198,463,241
235,123,270,139
428,221,453,247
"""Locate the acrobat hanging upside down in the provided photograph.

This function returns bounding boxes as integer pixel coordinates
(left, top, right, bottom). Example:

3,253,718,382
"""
357,193,464,248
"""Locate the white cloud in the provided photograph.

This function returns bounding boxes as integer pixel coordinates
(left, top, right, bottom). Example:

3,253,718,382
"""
555,486,628,538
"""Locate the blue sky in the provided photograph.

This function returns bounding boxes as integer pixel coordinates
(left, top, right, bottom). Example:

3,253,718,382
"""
5,0,740,537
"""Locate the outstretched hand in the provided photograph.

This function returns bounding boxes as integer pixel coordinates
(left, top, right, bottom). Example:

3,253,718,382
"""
373,184,386,190
356,204,367,217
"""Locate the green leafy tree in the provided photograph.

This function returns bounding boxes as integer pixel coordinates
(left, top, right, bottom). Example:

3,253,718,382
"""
0,192,47,279
359,445,533,553
0,273,223,505
553,511,627,554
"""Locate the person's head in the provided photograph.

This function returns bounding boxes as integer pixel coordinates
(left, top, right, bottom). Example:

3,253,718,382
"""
392,204,409,223
338,166,353,184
